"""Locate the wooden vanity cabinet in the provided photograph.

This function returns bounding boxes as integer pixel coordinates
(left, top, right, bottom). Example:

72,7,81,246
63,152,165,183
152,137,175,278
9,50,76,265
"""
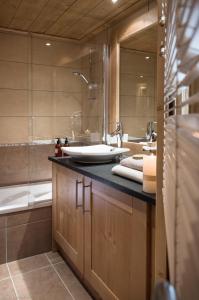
84,177,149,300
52,163,151,300
52,164,84,274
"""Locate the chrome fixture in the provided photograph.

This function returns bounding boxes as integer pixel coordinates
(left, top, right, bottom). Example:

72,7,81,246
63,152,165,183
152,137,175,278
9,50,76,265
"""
153,281,177,300
73,71,89,84
72,71,97,90
146,121,157,142
110,121,123,148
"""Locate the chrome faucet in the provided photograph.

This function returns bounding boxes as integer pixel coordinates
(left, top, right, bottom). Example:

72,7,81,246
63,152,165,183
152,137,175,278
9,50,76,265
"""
110,122,123,148
146,121,157,142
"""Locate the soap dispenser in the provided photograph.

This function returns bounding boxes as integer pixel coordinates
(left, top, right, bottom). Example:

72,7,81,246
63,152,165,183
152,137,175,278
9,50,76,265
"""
63,137,69,156
55,138,62,157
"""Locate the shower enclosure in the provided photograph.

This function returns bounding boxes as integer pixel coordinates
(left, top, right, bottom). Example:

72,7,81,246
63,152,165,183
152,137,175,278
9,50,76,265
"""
0,29,109,213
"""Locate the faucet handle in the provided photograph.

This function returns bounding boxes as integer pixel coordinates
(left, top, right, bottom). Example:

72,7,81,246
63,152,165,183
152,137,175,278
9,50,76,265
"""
116,121,122,131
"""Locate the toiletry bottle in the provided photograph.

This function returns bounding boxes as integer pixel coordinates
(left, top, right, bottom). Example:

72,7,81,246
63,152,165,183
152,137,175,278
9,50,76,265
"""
55,138,62,157
63,137,69,156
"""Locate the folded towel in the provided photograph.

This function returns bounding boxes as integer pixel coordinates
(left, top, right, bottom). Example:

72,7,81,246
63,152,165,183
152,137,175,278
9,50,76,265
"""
112,165,143,183
120,156,143,171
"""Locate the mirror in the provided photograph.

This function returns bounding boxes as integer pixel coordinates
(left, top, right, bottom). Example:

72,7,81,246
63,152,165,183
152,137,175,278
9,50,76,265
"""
119,25,157,143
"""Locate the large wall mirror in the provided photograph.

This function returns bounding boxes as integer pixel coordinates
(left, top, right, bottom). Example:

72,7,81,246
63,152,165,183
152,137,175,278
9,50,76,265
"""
119,24,157,142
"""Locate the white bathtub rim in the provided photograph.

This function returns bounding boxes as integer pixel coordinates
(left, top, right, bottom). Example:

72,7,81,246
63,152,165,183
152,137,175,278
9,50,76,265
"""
0,181,52,215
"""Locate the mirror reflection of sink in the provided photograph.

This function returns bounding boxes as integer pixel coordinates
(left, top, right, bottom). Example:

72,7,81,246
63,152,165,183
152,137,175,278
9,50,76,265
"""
61,144,130,164
128,137,148,143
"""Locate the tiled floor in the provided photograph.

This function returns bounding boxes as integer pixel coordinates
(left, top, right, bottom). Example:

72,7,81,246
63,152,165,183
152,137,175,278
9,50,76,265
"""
0,252,92,300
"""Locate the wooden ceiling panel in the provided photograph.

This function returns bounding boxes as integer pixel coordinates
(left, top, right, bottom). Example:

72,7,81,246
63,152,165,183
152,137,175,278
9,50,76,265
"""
46,0,102,36
121,25,157,53
89,0,137,20
61,16,99,39
10,0,48,30
29,0,72,33
0,0,21,27
0,0,146,40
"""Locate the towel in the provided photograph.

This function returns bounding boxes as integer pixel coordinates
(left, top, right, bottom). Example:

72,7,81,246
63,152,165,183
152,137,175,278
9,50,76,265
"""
120,156,143,171
112,165,143,183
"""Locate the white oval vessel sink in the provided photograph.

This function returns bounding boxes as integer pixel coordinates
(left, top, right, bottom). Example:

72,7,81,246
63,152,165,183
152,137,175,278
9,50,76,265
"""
61,144,130,164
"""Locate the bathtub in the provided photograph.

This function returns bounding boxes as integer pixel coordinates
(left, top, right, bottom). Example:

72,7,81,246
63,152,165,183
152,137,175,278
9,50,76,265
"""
0,181,52,214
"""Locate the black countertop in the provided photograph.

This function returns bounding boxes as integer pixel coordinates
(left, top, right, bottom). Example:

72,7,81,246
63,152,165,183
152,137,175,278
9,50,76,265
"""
49,156,155,205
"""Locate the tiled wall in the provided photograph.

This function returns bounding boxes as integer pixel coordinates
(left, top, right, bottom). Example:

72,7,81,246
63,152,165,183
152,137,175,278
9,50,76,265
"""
0,30,105,186
120,48,156,137
81,31,106,136
0,206,52,263
0,31,89,144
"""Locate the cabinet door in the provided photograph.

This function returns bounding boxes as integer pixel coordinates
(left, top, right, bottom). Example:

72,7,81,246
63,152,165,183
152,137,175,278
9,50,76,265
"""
52,164,84,274
84,179,149,300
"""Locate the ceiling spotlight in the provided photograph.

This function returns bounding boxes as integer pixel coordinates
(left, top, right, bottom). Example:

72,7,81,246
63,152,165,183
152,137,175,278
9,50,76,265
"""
145,56,150,60
45,42,51,46
112,0,118,3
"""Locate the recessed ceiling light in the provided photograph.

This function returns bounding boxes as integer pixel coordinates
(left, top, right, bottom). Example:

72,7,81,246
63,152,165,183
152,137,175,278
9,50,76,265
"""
145,56,150,60
45,42,51,46
112,0,118,3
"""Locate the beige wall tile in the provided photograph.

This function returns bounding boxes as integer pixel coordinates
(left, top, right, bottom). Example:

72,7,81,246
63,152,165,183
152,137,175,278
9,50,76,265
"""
54,92,82,116
82,98,100,117
0,216,6,229
32,117,53,139
120,96,155,117
7,206,52,227
0,32,29,63
32,64,83,93
120,50,155,75
82,117,100,132
32,116,72,139
53,117,72,138
32,91,82,117
0,89,29,116
0,145,29,186
121,116,150,137
0,61,28,89
0,117,29,143
29,145,54,181
32,91,55,116
54,67,82,92
0,228,6,264
7,220,52,261
32,64,55,91
32,37,83,68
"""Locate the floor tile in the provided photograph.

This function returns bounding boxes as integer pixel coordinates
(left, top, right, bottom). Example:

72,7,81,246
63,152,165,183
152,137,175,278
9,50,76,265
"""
13,265,73,300
0,278,17,299
46,251,64,264
8,254,50,276
0,263,9,281
54,262,92,300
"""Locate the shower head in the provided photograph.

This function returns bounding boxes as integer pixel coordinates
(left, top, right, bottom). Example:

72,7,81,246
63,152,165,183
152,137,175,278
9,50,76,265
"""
72,71,98,94
72,71,89,84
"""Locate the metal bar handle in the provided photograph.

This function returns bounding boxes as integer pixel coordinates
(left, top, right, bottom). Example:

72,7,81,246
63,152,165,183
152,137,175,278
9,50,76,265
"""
83,182,92,213
75,179,83,209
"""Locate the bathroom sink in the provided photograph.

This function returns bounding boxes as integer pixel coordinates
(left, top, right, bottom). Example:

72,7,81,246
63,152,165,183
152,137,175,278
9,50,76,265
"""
61,144,130,164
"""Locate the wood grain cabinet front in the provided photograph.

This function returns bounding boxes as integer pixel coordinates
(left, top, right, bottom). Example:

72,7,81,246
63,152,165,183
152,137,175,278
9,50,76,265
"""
52,164,84,274
52,163,152,300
